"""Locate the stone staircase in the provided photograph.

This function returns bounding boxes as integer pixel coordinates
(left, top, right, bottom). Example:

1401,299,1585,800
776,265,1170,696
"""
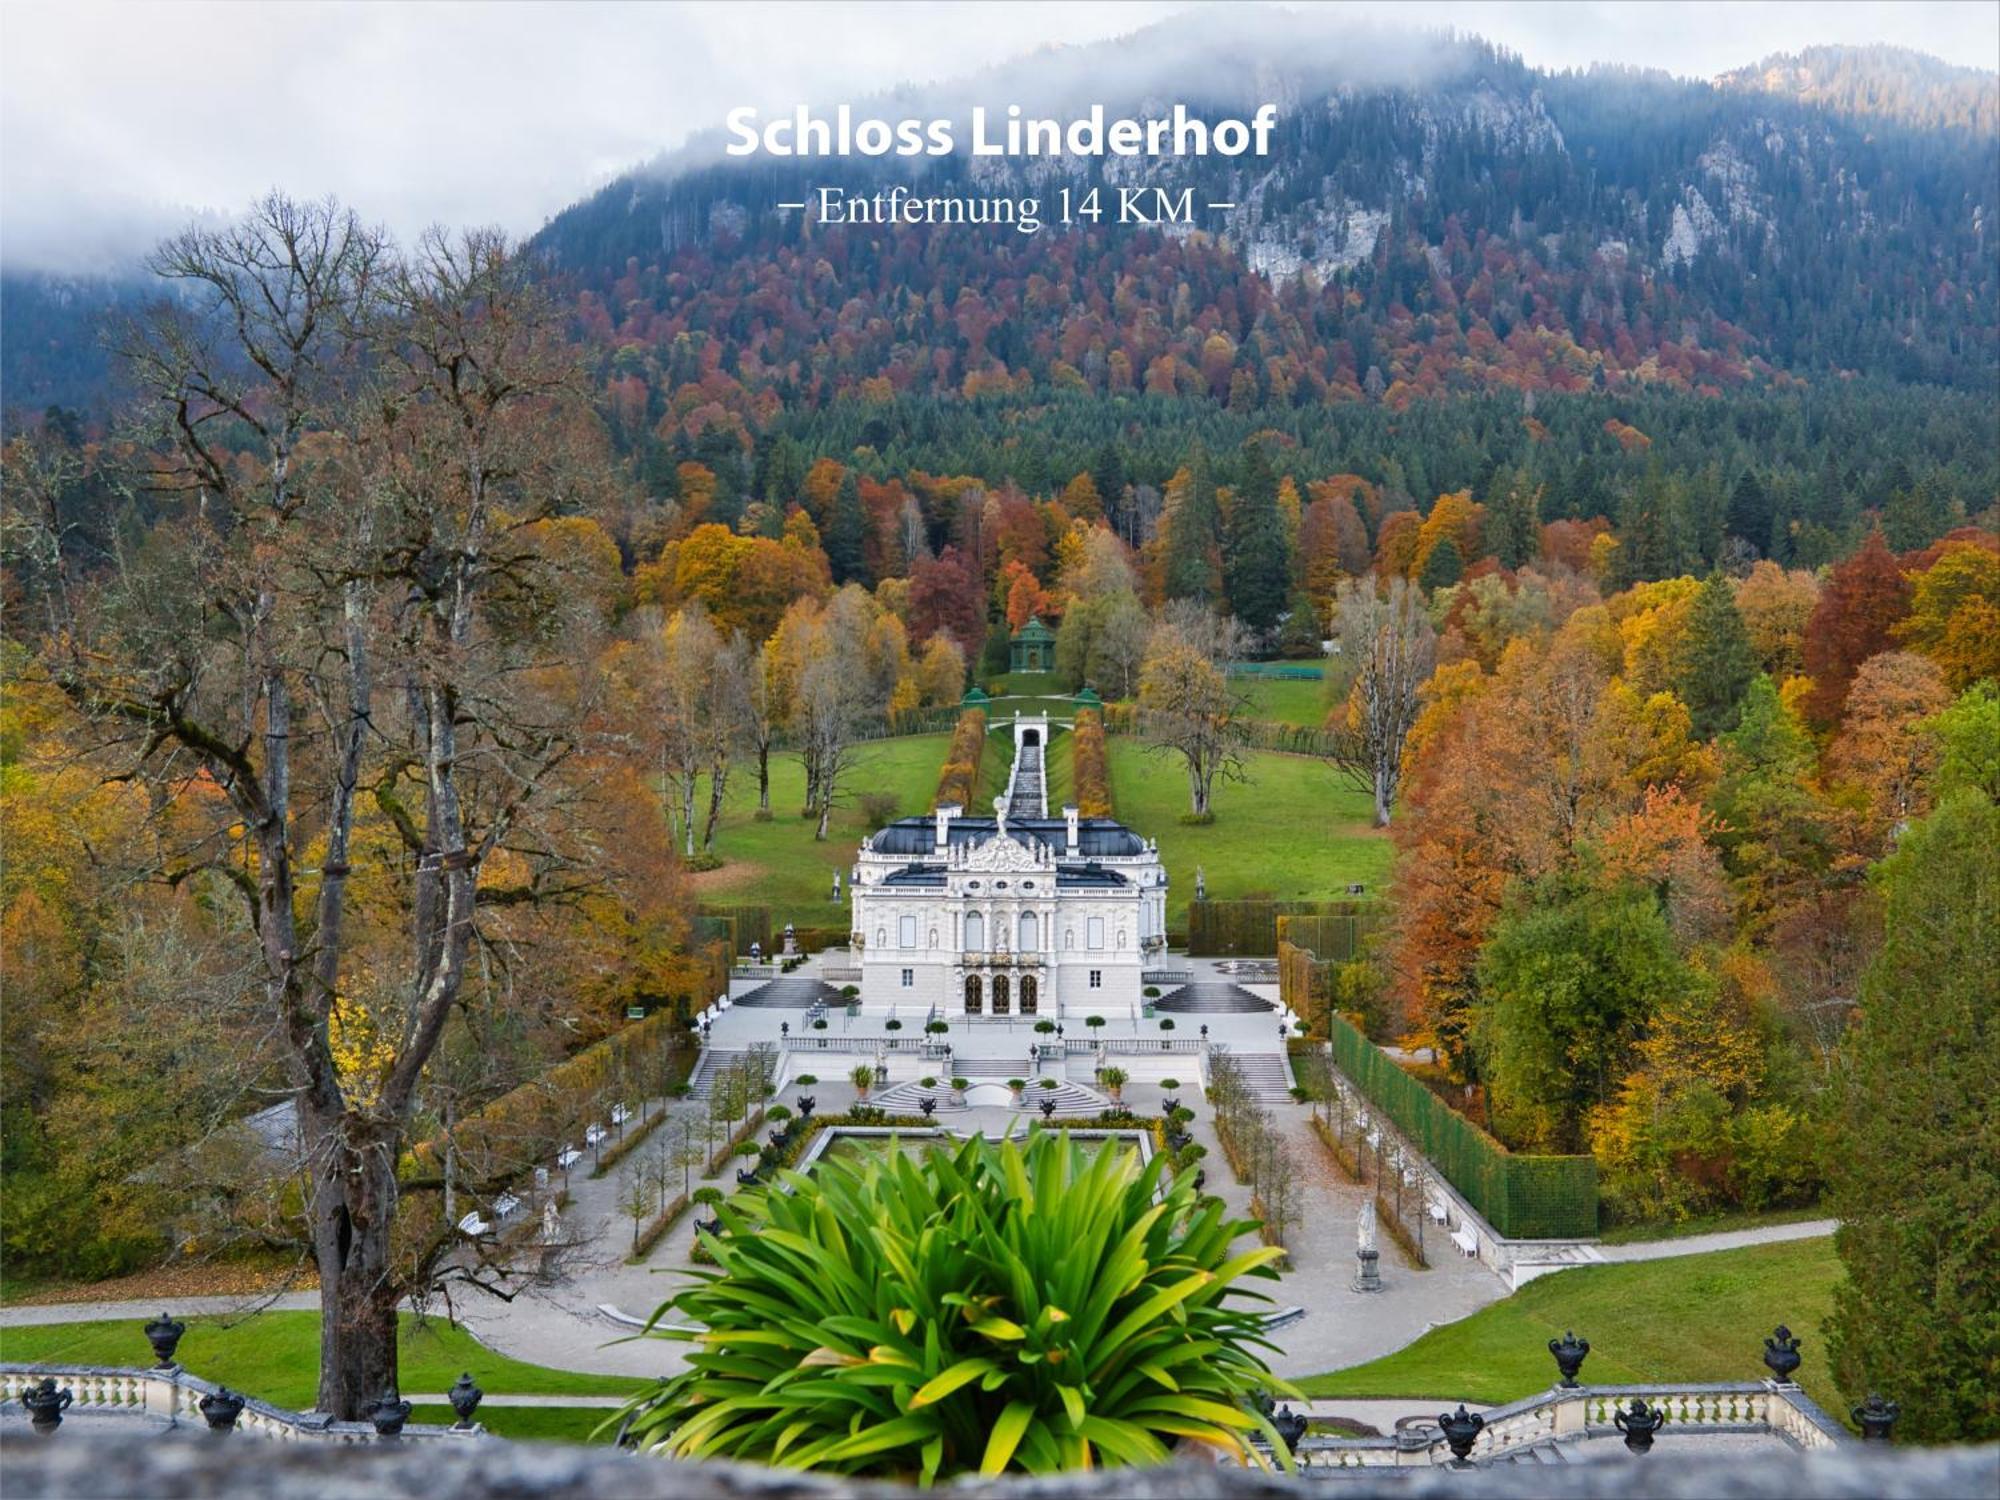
1228,1051,1296,1105
1004,736,1046,820
686,1049,747,1099
733,974,843,1008
1153,980,1276,1014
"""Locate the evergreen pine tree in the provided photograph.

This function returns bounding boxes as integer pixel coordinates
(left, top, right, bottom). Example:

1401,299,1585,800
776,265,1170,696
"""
1726,471,1772,554
1092,442,1130,539
1487,467,1542,569
1223,440,1291,632
825,471,869,586
1417,534,1465,591
1163,444,1221,604
1673,574,1758,738
1828,786,1999,1443
1882,470,1954,552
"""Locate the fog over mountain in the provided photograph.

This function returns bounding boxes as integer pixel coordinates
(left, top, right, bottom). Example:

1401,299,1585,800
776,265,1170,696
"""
4,9,1995,418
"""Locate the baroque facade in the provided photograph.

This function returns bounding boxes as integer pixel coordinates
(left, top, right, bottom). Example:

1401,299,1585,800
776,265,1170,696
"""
850,800,1169,1017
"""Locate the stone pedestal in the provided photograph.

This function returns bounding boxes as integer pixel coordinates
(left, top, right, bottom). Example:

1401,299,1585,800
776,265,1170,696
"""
1352,1246,1382,1293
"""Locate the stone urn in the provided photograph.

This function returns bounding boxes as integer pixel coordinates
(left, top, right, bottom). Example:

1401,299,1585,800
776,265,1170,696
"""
447,1372,484,1430
1762,1325,1803,1384
198,1386,246,1433
1548,1330,1591,1388
144,1312,187,1369
1436,1405,1485,1465
1852,1393,1900,1443
23,1378,72,1436
1615,1398,1664,1454
367,1390,412,1438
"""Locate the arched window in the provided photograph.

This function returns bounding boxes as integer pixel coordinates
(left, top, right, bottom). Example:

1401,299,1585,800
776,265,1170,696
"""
964,975,983,1014
964,912,985,952
1018,912,1038,952
1019,976,1038,1014
992,975,1010,1015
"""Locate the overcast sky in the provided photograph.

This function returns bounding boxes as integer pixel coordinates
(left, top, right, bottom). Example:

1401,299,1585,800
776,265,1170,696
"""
3,0,1995,273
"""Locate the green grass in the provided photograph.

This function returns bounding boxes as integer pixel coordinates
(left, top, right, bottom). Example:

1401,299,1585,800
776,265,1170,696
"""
0,1312,645,1410
409,1404,625,1443
1299,1237,1844,1417
1107,739,1391,924
1236,674,1331,727
1596,1205,1831,1246
691,734,950,927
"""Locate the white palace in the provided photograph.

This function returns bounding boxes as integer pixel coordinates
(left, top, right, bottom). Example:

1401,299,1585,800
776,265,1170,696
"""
849,715,1168,1017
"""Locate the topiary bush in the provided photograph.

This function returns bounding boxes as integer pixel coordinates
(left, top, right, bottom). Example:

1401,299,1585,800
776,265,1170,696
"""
618,1129,1296,1477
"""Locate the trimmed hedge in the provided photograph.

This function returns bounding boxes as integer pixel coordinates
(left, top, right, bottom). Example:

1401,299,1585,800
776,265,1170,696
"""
706,906,846,959
934,708,987,810
1189,898,1382,957
1071,707,1113,817
1282,940,1597,1240
1276,911,1383,964
628,1190,691,1261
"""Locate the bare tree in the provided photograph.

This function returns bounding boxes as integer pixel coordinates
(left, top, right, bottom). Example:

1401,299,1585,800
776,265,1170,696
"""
49,197,593,1418
1323,576,1437,827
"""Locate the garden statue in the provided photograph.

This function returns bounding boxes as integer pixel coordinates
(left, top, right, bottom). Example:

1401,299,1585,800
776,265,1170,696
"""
1194,865,1206,901
198,1387,246,1433
1352,1199,1382,1292
1615,1398,1663,1454
782,922,798,956
1852,1393,1900,1443
1548,1330,1591,1387
540,1198,561,1246
144,1311,187,1368
368,1390,412,1438
1436,1405,1484,1464
830,869,841,901
23,1379,72,1436
1762,1325,1803,1384
447,1373,484,1430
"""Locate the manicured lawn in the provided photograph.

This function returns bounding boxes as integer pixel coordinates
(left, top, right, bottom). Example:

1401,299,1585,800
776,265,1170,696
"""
688,734,950,926
1107,739,1391,925
1299,1238,1845,1417
1236,674,1331,728
0,1312,645,1410
1596,1205,1831,1246
409,1403,628,1443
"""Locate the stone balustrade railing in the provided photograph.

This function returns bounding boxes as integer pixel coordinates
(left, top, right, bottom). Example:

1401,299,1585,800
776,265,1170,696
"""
0,1364,482,1443
1288,1380,1848,1471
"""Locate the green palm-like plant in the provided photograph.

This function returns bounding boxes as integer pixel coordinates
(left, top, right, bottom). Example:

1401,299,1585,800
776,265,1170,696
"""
614,1128,1297,1481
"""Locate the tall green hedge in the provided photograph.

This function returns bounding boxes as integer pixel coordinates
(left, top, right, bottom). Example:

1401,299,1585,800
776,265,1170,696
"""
1189,899,1381,956
1281,940,1597,1239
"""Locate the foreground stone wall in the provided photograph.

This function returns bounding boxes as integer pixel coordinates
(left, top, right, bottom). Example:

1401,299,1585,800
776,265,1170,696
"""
3,1432,1996,1500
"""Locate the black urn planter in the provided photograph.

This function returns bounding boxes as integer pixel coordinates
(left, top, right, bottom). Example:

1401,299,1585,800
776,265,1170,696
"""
1762,1325,1803,1384
1548,1330,1591,1388
1271,1404,1309,1450
1615,1398,1664,1454
919,1096,937,1119
23,1378,73,1436
368,1391,412,1438
447,1372,484,1430
1852,1393,1900,1443
1437,1404,1485,1464
144,1312,188,1369
198,1387,246,1433
795,1096,815,1119
1039,1099,1058,1121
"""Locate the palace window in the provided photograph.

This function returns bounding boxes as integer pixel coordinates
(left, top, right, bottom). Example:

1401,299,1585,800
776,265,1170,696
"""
1089,970,1102,989
901,968,914,988
1087,916,1105,950
899,915,916,948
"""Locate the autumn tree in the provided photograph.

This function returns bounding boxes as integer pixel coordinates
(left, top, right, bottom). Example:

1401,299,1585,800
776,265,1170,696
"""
1896,539,2000,691
1802,531,1911,725
1823,652,1951,849
1323,576,1437,826
1137,637,1246,819
55,199,594,1416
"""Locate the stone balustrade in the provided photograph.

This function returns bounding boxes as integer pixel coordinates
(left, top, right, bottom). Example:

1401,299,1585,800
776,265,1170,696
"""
1,1364,481,1444
1289,1380,1848,1471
